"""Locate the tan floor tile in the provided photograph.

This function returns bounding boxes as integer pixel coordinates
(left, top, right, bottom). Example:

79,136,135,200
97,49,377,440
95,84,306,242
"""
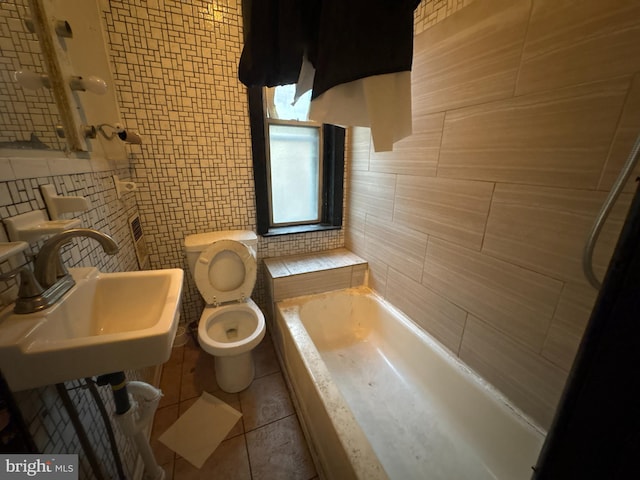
151,405,179,466
246,415,316,480
254,334,280,379
160,460,174,480
182,337,203,365
180,345,221,401
239,372,294,431
158,363,182,408
152,332,314,480
173,435,251,480
166,344,185,366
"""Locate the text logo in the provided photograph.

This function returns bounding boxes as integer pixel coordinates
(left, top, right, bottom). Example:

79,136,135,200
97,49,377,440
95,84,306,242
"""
0,455,77,479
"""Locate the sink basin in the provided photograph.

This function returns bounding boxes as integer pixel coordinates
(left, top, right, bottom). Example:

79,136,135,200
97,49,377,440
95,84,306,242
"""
0,267,183,391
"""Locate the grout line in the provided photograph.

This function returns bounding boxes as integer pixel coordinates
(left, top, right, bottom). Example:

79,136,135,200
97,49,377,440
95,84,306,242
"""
435,110,447,178
244,432,254,480
595,75,636,191
479,182,497,253
538,280,567,356
512,0,536,98
420,234,430,285
457,312,470,357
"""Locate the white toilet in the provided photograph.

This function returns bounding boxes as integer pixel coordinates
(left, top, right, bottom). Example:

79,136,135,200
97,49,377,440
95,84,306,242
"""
184,230,266,393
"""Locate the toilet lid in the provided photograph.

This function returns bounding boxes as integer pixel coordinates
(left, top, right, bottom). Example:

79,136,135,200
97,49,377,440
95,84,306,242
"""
194,239,257,305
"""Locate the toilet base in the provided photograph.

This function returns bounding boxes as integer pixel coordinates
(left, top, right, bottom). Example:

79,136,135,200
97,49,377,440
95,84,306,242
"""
214,351,255,393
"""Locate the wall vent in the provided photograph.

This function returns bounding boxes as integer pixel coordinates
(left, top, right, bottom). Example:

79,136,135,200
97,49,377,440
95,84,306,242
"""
128,213,149,269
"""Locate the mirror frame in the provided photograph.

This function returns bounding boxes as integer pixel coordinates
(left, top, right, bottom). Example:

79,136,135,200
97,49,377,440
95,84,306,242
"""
29,0,85,152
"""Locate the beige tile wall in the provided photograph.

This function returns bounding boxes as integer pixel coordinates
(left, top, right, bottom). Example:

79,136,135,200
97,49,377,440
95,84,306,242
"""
347,0,640,429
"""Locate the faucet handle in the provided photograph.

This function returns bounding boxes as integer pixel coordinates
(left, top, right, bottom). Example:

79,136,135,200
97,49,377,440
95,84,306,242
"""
16,267,45,298
1,267,45,313
13,267,50,314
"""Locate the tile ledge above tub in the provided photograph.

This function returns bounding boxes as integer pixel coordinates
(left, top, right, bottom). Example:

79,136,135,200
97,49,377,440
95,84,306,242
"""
264,248,368,303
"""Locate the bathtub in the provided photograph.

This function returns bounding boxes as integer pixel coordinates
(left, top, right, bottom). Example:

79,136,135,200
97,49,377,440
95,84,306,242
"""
274,286,545,480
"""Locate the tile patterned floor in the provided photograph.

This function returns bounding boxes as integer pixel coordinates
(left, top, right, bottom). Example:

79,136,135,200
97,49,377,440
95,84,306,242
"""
151,332,318,480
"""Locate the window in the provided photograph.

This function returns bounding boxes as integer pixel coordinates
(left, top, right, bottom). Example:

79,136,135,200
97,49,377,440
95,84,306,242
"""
248,85,345,236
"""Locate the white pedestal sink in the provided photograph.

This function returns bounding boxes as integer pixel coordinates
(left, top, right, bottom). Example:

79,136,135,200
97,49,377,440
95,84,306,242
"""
0,267,183,391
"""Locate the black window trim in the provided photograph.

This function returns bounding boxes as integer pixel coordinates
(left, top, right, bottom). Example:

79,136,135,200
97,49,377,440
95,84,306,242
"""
247,86,345,237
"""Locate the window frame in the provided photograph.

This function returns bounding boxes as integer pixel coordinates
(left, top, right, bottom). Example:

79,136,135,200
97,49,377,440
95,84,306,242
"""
247,86,345,237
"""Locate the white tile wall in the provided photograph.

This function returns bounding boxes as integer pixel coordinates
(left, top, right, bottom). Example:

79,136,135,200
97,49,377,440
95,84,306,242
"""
0,170,148,478
101,0,346,324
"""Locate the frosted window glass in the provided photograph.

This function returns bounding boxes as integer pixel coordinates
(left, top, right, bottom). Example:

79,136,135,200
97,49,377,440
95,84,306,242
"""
269,125,320,224
265,84,311,121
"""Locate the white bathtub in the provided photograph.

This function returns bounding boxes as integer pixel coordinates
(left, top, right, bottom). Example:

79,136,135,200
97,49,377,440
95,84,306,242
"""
275,286,545,480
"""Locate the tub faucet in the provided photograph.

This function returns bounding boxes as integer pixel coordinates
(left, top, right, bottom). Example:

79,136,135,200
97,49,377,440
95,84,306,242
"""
13,228,119,314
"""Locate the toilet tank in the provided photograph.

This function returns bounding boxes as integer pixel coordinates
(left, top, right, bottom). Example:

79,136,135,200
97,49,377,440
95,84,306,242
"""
184,230,258,276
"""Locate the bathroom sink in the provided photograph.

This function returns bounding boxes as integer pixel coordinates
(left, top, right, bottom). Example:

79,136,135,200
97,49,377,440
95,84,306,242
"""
0,267,183,391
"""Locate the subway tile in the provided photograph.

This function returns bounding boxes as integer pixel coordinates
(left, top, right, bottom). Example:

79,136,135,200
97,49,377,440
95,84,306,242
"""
345,219,366,260
0,183,11,205
517,0,640,96
365,255,389,296
264,248,365,278
349,127,371,172
47,157,93,176
542,283,597,371
272,267,353,301
351,264,367,286
598,74,640,193
9,158,50,180
369,113,444,177
483,184,631,283
438,79,629,188
262,258,290,279
276,253,338,276
422,238,562,351
412,0,530,115
349,170,396,222
386,267,467,354
460,315,568,430
394,175,493,250
364,214,428,282
0,159,14,181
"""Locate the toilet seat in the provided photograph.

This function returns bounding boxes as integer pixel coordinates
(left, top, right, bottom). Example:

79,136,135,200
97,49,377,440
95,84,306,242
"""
194,239,257,305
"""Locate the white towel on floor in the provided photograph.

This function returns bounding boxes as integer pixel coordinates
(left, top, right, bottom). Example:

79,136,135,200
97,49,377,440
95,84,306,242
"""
158,392,242,468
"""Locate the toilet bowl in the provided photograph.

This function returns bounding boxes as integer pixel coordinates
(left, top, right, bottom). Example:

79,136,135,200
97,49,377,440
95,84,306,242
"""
198,299,265,392
184,230,266,393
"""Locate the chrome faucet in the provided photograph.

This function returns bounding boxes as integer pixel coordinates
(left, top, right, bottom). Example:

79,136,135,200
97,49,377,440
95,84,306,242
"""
12,228,119,314
34,228,119,288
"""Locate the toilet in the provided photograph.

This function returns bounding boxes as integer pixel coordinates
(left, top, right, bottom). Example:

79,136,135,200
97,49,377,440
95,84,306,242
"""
184,230,266,393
